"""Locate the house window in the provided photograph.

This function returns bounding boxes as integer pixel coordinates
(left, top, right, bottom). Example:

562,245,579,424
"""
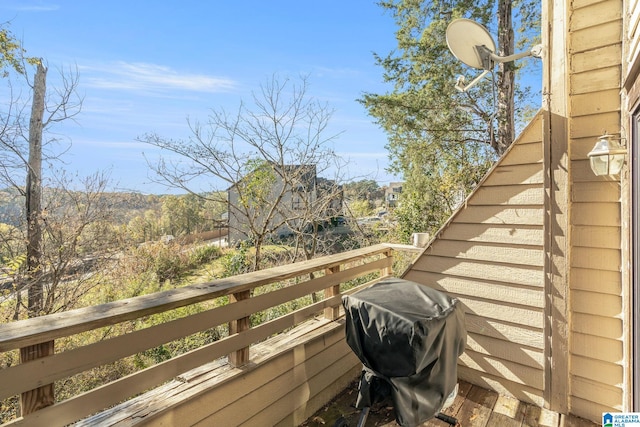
292,195,303,210
292,185,306,210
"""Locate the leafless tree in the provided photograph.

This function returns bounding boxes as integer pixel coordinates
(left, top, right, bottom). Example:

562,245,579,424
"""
0,30,126,416
139,74,349,270
0,61,84,319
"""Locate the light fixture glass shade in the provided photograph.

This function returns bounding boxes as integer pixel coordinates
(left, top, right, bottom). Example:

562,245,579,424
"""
587,135,627,176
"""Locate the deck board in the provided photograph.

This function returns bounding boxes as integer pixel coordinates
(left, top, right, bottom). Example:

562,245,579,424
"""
456,385,500,426
486,395,526,426
300,380,599,427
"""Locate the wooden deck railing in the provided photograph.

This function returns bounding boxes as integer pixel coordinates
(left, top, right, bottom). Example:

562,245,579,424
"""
0,244,415,426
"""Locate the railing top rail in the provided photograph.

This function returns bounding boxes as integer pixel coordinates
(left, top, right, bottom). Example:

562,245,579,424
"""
0,244,392,352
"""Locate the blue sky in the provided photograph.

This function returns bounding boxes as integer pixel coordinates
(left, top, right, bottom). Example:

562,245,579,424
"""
2,1,402,194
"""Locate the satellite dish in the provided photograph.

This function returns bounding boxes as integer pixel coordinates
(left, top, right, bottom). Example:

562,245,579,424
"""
446,18,496,70
445,18,543,92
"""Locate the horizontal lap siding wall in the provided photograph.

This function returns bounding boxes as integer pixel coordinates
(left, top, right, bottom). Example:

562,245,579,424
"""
404,113,547,407
186,321,360,427
627,0,640,80
568,0,625,421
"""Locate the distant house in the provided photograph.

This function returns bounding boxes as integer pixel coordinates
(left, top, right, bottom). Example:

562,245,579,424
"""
384,182,403,209
227,163,342,244
316,177,343,218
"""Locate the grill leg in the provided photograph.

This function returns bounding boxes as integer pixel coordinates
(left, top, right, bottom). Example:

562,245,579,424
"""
356,407,370,427
435,412,459,425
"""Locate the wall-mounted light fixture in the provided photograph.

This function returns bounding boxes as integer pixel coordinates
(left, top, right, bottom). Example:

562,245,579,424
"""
587,133,627,176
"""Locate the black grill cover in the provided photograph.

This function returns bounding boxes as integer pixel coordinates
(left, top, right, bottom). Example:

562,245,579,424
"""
342,278,466,427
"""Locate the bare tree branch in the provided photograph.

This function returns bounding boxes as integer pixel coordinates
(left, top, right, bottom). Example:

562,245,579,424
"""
139,74,349,269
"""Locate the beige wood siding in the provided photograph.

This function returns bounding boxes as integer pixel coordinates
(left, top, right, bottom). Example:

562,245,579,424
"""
567,0,625,421
404,113,547,407
181,320,361,427
627,0,640,78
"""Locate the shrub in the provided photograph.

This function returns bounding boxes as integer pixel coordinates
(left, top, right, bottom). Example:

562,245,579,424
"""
126,241,191,284
188,244,221,265
219,243,251,276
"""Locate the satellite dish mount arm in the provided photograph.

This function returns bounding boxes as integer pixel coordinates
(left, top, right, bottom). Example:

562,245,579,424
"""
475,44,542,71
455,69,490,92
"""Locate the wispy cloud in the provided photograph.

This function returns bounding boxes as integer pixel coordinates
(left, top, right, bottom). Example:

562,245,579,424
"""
74,138,148,150
2,1,60,12
82,61,239,95
313,66,360,79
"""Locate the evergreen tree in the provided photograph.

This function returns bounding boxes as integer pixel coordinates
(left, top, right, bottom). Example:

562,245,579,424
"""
360,0,540,239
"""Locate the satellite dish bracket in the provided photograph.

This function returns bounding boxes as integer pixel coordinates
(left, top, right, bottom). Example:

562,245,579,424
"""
475,45,495,70
446,18,543,92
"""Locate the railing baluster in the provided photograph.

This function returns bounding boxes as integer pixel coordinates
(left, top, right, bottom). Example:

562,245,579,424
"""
228,290,251,367
323,265,341,320
20,340,55,415
383,249,393,277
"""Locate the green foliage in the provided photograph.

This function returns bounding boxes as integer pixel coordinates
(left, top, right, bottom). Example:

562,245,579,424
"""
220,242,251,276
0,24,39,77
189,244,221,265
2,253,25,274
237,159,277,210
125,193,226,244
343,179,384,201
393,138,493,242
202,196,227,221
161,194,203,236
361,0,539,241
347,199,375,218
0,223,23,268
127,210,161,243
125,241,223,285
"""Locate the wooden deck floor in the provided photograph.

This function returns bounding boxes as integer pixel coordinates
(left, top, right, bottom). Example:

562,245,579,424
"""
301,380,600,427
427,381,597,427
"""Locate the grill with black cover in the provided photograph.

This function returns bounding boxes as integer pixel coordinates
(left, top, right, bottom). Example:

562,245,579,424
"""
341,278,466,427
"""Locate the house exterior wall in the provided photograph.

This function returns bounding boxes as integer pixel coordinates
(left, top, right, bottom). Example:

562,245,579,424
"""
227,165,319,244
227,186,246,244
404,114,547,407
385,182,403,209
624,0,640,414
228,183,288,245
169,320,360,427
566,0,625,420
402,0,634,422
626,0,640,81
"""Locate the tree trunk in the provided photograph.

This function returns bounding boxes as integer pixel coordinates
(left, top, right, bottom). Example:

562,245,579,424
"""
253,237,262,271
26,63,45,317
497,0,515,155
21,61,55,415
